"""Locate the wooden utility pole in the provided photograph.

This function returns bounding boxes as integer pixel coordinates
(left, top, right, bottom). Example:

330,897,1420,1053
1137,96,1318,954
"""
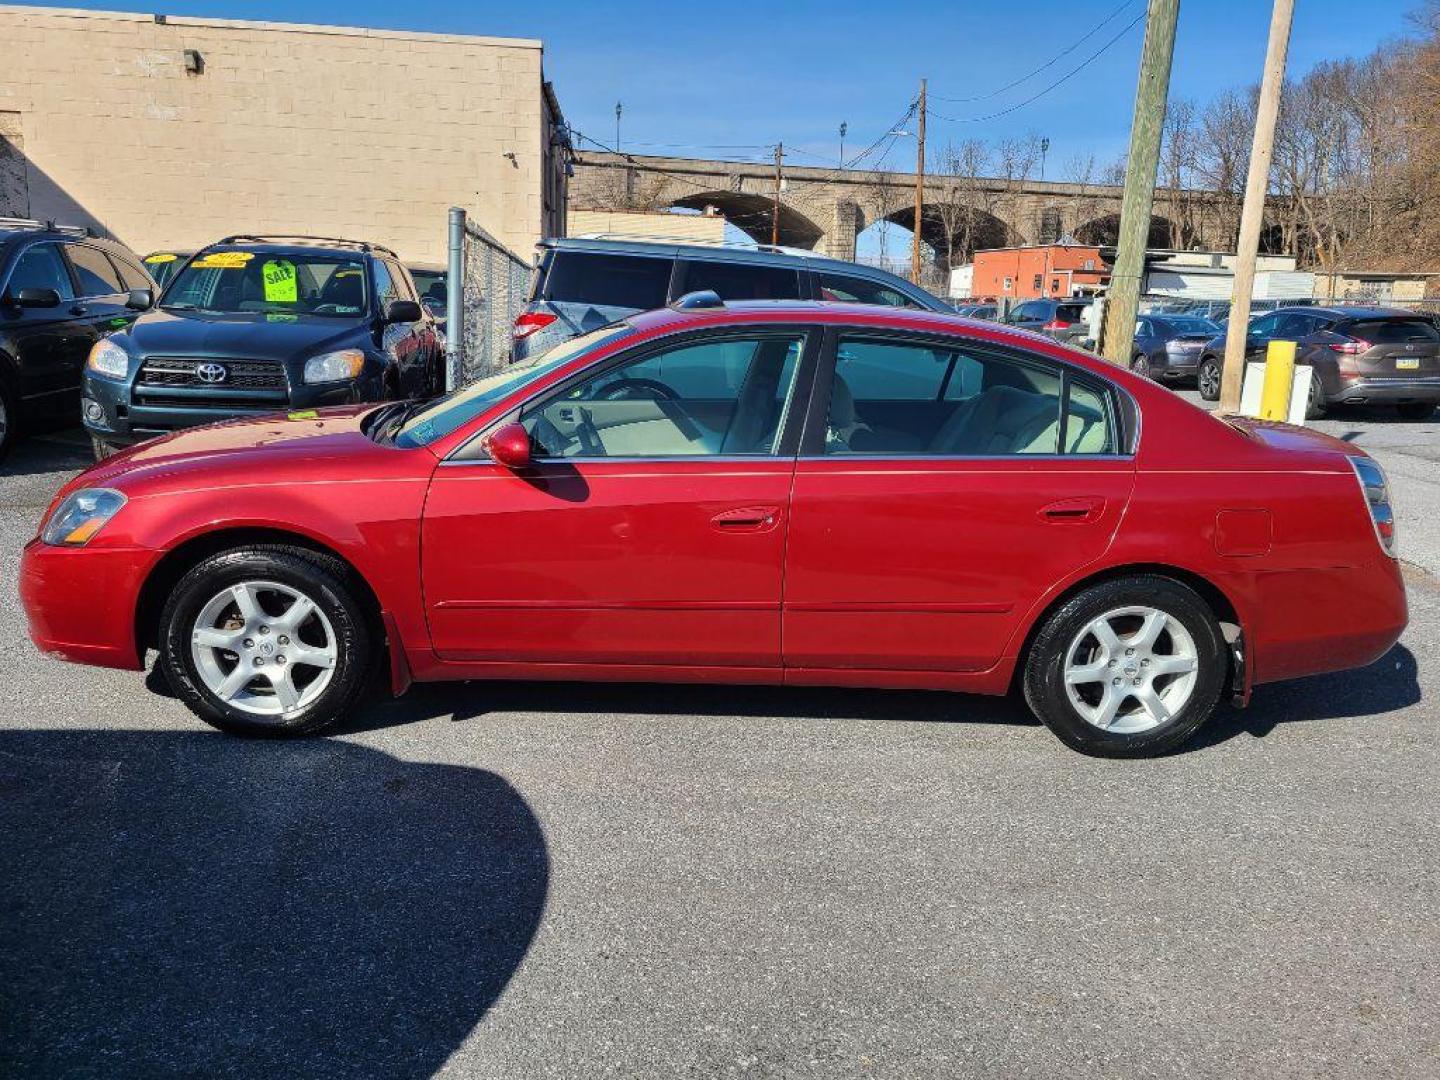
771,143,783,246
910,78,927,285
1100,0,1180,366
1219,0,1294,411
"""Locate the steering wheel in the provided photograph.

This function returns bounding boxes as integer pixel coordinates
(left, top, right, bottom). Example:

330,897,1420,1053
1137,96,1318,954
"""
596,377,679,402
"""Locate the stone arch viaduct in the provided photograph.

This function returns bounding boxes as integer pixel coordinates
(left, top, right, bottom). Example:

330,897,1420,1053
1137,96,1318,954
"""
571,151,1287,273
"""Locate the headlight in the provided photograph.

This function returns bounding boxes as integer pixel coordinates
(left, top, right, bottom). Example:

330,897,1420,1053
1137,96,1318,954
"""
303,349,365,385
41,488,128,547
87,338,130,379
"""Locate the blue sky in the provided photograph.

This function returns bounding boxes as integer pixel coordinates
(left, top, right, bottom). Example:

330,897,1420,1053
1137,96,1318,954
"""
30,0,1422,254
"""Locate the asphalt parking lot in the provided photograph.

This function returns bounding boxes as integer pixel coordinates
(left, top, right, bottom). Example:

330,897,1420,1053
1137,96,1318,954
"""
2,423,1437,1080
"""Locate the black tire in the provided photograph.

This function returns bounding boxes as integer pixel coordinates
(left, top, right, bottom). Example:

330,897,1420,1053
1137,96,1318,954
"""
90,435,118,461
1304,371,1327,420
1197,357,1221,401
0,378,16,464
1397,402,1435,421
1130,354,1152,380
157,545,373,737
1022,575,1228,758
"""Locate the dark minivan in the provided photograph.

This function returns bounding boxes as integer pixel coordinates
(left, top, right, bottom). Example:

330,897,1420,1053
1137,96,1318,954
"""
0,218,156,461
511,237,953,362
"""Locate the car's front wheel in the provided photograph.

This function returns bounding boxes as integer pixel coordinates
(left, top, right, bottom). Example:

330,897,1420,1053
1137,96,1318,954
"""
1130,354,1152,380
0,379,16,463
1023,576,1228,757
1197,357,1221,400
158,545,373,736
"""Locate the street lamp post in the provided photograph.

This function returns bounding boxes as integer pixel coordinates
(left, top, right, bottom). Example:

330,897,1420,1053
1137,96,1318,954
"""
1040,137,1050,182
839,121,848,167
615,101,622,154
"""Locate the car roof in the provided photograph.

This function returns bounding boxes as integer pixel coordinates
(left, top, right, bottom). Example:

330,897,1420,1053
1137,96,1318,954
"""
544,235,928,281
196,242,374,261
1298,304,1428,320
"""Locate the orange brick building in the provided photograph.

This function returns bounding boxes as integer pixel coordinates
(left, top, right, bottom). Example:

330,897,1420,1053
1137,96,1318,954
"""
968,244,1109,301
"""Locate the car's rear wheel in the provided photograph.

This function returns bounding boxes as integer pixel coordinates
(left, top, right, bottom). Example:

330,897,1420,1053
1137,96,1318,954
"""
1305,371,1327,420
1197,357,1221,401
1397,402,1435,421
158,545,372,736
1023,576,1227,757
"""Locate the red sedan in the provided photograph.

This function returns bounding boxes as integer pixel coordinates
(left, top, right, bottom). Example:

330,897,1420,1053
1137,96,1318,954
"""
21,298,1406,757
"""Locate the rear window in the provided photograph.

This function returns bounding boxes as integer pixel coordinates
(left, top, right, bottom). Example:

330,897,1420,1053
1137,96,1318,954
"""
1057,304,1088,323
542,252,672,310
1343,318,1440,344
680,259,802,301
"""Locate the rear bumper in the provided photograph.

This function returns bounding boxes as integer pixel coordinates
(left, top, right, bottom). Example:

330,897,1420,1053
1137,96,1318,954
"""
1324,376,1440,406
20,538,154,670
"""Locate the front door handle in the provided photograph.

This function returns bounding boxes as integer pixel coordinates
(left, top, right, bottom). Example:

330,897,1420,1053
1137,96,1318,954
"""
710,505,782,532
1039,497,1105,523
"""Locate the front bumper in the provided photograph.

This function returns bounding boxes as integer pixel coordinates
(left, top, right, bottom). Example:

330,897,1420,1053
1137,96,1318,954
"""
82,372,372,449
20,537,156,670
1324,375,1440,407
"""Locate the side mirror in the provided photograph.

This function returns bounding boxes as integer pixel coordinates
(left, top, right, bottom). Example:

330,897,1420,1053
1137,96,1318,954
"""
14,287,62,309
384,299,423,324
483,421,532,470
126,288,153,311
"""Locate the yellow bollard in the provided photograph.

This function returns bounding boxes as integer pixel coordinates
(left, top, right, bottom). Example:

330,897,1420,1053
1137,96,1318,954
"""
1258,339,1297,421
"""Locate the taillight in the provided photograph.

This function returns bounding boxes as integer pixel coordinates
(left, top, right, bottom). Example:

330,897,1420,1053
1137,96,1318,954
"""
1351,456,1397,557
1329,338,1370,355
1043,319,1072,330
512,311,558,340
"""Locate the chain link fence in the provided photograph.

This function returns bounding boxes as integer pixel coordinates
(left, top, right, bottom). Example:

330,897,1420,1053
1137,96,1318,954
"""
446,211,531,387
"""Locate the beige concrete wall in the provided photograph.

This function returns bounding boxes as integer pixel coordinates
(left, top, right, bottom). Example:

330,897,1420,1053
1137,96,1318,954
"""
0,5,560,263
569,208,725,245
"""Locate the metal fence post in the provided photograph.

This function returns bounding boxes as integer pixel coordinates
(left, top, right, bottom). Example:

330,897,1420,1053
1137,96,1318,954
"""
445,207,465,392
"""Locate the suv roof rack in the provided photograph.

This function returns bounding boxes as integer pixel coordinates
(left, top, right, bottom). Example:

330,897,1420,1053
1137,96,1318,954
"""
217,234,399,259
0,216,93,237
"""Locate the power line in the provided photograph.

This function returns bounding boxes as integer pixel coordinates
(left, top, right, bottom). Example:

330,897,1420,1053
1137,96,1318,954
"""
929,12,1145,124
930,0,1139,104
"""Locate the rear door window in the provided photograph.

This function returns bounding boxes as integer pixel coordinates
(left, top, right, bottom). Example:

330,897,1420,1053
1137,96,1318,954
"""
542,252,673,310
679,259,802,301
5,243,75,301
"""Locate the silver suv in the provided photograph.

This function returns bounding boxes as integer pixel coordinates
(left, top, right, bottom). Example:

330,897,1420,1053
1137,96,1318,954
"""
511,237,953,361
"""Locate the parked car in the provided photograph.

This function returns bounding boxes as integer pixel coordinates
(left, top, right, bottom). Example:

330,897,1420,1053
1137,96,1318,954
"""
82,235,443,458
1195,305,1440,418
0,218,156,461
23,296,1405,759
407,262,447,329
953,302,998,320
1129,314,1222,383
141,250,195,290
1002,297,1092,347
511,236,952,362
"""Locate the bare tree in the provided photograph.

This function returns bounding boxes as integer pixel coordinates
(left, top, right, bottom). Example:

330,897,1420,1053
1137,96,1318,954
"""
1158,97,1199,248
994,134,1041,243
932,139,994,269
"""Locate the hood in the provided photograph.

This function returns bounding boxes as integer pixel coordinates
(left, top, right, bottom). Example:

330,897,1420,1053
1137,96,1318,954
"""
119,308,366,361
72,404,411,494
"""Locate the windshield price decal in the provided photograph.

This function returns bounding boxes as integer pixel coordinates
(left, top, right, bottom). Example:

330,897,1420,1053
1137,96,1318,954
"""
191,251,254,269
262,259,298,303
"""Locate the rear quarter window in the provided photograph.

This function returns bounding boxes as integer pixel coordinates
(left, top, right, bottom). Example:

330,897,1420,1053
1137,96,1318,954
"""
542,252,672,310
679,260,802,301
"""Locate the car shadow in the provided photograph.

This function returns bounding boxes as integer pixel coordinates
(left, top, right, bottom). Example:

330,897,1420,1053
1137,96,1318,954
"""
0,428,92,479
1184,643,1420,751
0,730,549,1079
331,644,1420,755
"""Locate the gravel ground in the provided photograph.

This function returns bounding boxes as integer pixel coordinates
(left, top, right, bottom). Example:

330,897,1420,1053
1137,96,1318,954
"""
1,427,1436,1080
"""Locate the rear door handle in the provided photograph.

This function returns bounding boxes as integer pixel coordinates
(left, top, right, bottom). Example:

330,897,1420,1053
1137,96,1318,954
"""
711,505,782,532
1040,497,1105,523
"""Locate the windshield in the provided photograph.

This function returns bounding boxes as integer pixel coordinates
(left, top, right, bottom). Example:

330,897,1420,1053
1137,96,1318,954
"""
162,251,368,318
394,323,636,448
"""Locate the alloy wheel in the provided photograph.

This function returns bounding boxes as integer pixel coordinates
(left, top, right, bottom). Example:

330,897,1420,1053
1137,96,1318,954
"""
1062,605,1199,734
189,580,337,717
1198,360,1220,399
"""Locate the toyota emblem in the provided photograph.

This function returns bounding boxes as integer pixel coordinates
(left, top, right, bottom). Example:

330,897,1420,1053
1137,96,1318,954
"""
194,362,228,384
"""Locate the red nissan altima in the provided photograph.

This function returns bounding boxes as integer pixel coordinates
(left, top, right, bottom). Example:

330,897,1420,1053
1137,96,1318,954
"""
21,298,1406,757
